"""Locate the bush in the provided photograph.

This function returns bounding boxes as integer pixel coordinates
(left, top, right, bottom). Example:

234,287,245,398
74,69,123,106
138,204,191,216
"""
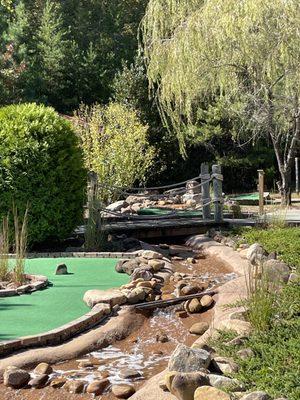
75,102,154,202
0,103,86,244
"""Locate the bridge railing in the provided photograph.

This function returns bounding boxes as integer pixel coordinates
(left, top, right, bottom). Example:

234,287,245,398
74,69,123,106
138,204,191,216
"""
89,163,224,223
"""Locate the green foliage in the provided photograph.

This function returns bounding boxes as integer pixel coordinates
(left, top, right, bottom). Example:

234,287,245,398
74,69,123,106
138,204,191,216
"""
75,102,154,202
212,282,300,400
0,0,148,111
241,227,300,270
0,103,86,244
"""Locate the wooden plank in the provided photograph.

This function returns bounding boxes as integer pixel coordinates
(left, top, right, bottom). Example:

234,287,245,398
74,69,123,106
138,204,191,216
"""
132,290,217,310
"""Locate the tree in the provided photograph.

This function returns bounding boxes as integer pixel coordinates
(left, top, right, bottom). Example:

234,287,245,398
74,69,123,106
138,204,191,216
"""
74,102,155,203
141,0,300,205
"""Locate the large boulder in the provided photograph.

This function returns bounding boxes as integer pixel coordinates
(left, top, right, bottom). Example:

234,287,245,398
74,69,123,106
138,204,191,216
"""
168,344,211,372
83,289,126,308
170,372,209,400
115,259,130,273
194,386,231,400
3,367,31,388
262,259,290,283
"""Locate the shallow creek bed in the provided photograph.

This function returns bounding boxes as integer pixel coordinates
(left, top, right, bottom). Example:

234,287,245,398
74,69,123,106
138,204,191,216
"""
0,247,237,400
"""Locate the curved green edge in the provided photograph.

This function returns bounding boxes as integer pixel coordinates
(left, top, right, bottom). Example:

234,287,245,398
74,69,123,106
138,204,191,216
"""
0,258,128,340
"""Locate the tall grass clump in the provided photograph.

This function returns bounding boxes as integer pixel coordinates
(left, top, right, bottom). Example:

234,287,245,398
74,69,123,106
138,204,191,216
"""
246,263,276,332
12,205,28,285
0,215,10,281
84,180,107,251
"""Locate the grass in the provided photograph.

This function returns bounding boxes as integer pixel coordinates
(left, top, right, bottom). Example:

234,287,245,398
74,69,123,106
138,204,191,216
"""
213,227,300,399
211,283,300,400
0,215,9,281
239,226,300,269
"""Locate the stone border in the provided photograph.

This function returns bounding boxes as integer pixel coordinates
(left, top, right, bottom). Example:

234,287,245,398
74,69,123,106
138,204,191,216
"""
6,252,137,259
0,274,48,298
0,303,111,357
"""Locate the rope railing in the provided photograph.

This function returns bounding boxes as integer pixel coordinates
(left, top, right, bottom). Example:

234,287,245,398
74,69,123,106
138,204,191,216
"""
90,164,224,223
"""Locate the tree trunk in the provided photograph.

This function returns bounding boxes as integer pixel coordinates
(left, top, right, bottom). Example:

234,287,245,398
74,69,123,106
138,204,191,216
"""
277,167,292,206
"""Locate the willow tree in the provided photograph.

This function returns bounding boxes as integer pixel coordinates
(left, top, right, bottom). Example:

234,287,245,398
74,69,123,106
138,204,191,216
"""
141,0,300,205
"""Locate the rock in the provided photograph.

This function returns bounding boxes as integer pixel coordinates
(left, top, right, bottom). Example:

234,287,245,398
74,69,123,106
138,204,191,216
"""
237,348,254,360
130,268,153,281
194,386,231,400
185,298,202,314
106,200,128,212
122,260,140,275
181,285,201,296
78,360,96,369
34,362,53,375
29,374,49,388
122,237,141,250
187,257,196,264
112,384,136,398
141,250,163,260
159,244,169,249
50,377,67,388
86,379,110,395
83,289,126,308
170,372,209,400
115,259,130,273
212,356,239,374
200,295,214,308
55,263,68,275
3,367,31,388
119,368,142,379
148,259,165,271
263,259,290,283
225,335,248,347
159,380,168,391
208,374,242,391
126,287,146,304
247,244,267,265
164,371,178,391
136,281,152,288
189,322,209,335
240,392,271,400
156,332,169,343
168,344,211,372
63,380,86,394
288,272,299,283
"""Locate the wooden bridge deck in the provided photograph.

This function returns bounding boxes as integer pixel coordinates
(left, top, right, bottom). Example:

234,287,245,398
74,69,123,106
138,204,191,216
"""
76,216,256,239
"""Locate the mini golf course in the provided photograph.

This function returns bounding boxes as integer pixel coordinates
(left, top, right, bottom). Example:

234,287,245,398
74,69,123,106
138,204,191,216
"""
0,258,128,341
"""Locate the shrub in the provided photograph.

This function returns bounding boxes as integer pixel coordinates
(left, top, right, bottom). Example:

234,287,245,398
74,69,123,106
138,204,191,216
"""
75,102,154,203
0,103,86,244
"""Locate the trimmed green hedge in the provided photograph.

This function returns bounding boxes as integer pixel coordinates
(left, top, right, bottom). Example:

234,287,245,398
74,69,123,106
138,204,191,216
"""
0,103,86,244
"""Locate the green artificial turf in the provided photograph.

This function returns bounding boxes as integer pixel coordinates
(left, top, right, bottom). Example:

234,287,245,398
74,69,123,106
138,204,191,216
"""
0,258,128,341
138,207,203,217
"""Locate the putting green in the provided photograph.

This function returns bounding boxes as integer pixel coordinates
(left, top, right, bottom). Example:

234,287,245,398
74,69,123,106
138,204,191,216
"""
138,207,203,217
0,258,128,341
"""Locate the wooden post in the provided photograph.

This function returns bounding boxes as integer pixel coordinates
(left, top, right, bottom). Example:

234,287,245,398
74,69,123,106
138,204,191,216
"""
212,164,223,223
258,169,265,216
201,163,211,220
295,157,299,195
